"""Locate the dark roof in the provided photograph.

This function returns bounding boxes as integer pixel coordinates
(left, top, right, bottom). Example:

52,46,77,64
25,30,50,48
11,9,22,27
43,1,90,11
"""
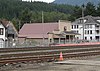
0,20,18,36
60,31,80,35
19,23,59,38
73,15,100,24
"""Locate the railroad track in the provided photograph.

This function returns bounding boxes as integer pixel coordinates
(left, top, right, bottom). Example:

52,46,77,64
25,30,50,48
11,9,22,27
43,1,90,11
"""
0,45,100,64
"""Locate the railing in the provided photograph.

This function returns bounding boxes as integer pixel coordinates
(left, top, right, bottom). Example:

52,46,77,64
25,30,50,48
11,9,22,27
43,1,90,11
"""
1,39,100,48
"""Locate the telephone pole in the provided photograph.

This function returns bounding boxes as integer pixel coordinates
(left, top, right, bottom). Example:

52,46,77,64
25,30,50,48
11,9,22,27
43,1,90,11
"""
82,4,85,40
42,11,44,45
18,20,21,33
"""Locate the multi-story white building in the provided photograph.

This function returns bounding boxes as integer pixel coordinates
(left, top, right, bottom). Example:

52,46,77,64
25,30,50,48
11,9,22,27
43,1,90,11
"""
72,15,100,42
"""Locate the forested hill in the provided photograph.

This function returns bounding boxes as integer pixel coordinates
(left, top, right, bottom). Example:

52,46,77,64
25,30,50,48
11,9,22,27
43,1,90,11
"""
0,0,74,20
53,0,100,6
0,0,100,30
0,0,76,30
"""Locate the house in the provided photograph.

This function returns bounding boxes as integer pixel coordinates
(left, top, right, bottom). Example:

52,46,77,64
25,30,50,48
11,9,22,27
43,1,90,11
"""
18,20,79,45
72,15,100,42
0,20,18,48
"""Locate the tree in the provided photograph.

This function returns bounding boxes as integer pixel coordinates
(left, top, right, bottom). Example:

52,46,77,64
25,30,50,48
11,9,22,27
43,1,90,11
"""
70,5,82,20
96,3,100,16
20,8,32,27
85,2,96,16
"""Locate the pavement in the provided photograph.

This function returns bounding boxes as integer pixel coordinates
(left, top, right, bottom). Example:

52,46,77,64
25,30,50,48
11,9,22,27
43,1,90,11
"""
0,56,100,71
55,60,100,66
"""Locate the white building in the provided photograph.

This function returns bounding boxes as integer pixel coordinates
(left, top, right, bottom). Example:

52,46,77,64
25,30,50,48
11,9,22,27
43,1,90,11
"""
72,15,100,42
0,20,18,48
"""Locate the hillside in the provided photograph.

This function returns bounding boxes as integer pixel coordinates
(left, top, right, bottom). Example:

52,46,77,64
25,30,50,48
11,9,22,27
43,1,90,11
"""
0,0,100,30
53,0,100,6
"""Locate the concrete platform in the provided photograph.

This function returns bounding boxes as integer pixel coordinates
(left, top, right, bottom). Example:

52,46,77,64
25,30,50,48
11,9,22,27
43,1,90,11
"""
54,60,100,66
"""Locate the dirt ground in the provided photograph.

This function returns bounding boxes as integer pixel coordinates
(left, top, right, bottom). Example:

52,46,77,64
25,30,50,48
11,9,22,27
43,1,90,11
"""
1,56,100,71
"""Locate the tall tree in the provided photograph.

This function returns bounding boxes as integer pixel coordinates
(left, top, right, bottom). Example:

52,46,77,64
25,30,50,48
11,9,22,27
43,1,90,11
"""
20,8,32,27
85,2,96,16
71,5,82,20
96,3,100,16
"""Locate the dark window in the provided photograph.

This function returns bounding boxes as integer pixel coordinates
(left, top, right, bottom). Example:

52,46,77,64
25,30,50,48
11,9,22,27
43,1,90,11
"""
64,26,67,31
85,37,87,40
96,30,99,34
77,37,79,39
77,30,78,33
90,30,92,34
88,30,89,34
90,37,92,40
77,25,78,29
0,28,3,35
74,25,76,29
79,19,83,23
50,39,52,42
72,25,73,29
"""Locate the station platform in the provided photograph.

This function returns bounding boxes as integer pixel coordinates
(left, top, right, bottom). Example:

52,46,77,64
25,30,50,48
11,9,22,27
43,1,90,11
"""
54,60,100,66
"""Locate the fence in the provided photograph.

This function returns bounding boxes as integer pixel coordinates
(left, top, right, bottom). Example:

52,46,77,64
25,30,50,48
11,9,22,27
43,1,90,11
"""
0,39,100,48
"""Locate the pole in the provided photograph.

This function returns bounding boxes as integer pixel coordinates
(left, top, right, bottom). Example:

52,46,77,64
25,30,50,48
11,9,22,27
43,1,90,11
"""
18,20,21,33
42,11,44,45
82,5,85,40
42,11,44,23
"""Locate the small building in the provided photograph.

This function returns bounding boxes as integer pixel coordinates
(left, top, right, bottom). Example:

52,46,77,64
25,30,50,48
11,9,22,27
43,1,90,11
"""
0,20,18,48
18,20,79,45
72,15,100,42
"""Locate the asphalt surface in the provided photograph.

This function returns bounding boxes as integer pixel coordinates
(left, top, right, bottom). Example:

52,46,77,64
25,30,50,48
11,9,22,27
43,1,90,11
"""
0,55,100,71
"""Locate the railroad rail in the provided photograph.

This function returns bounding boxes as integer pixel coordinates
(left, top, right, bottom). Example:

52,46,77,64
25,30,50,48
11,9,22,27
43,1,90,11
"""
0,44,100,64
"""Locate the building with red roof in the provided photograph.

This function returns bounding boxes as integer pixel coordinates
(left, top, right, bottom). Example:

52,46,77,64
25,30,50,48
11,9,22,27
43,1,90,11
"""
18,20,79,45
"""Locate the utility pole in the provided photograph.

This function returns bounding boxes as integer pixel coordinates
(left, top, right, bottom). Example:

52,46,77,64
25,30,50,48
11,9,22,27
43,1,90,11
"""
42,11,44,45
42,11,44,23
18,20,21,33
82,4,85,41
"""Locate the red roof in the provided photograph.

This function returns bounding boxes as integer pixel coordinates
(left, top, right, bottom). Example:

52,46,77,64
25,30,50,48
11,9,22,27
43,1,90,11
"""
19,23,59,38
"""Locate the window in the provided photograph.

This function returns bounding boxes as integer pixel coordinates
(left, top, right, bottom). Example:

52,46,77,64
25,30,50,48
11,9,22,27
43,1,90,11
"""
90,37,92,40
96,30,99,34
85,37,87,40
50,39,52,42
74,25,76,29
85,25,89,29
64,26,67,31
85,25,87,29
0,28,3,35
88,30,89,34
85,30,87,34
79,19,83,23
90,30,92,34
77,25,78,29
77,30,78,33
77,37,79,39
90,25,92,28
72,25,73,29
95,24,99,28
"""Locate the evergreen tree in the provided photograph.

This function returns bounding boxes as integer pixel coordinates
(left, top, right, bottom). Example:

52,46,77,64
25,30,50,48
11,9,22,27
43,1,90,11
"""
85,2,96,16
96,3,100,16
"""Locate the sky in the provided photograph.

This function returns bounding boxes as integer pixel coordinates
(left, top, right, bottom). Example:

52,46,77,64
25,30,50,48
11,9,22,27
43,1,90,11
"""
22,0,55,3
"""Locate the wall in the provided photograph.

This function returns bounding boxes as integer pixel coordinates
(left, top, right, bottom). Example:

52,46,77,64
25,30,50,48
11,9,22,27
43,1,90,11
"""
59,20,71,32
0,24,5,40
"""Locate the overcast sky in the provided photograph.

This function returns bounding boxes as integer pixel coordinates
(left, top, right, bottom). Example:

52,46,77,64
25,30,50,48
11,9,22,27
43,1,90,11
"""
22,0,55,3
